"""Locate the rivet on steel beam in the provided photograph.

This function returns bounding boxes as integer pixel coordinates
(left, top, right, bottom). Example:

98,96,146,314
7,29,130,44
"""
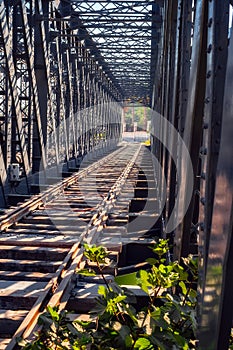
208,18,213,27
200,147,207,155
206,70,212,78
203,122,209,129
200,197,206,205
201,172,206,180
207,44,212,53
204,97,210,104
199,222,205,231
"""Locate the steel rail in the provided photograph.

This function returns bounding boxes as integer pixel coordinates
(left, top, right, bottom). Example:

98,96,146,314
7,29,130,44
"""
0,146,127,232
5,144,141,350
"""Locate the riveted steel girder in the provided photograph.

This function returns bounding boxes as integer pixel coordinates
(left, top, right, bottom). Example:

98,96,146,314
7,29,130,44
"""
54,0,164,105
0,0,124,204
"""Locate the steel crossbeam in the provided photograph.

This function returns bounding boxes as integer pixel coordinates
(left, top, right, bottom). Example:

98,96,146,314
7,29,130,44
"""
0,0,232,348
54,0,163,103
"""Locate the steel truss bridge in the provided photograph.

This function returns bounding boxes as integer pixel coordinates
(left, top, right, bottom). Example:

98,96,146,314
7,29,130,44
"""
0,0,233,349
0,0,162,205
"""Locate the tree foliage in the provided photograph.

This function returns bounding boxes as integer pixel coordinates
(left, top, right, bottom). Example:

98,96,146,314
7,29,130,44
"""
124,106,151,131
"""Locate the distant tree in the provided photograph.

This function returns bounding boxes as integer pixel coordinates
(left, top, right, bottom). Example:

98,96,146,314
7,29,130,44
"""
123,105,151,131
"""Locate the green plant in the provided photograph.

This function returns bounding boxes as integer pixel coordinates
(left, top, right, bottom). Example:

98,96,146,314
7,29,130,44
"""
79,243,116,291
229,329,233,349
18,305,92,350
19,239,198,350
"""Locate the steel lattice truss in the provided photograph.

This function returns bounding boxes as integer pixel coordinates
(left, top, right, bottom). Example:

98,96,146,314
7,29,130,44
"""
0,0,163,205
57,0,163,105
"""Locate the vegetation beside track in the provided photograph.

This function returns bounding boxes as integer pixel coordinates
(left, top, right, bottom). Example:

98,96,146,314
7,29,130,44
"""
19,239,198,350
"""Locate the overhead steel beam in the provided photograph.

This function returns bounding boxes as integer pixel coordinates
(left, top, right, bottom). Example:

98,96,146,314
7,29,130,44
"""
53,0,164,104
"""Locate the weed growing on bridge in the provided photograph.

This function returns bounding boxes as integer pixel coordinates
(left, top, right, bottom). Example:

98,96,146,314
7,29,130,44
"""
19,239,198,350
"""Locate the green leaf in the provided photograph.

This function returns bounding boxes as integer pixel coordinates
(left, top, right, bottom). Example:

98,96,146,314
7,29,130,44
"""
98,285,107,297
134,337,153,349
181,255,198,280
83,244,109,264
149,335,167,350
17,338,28,347
189,289,197,300
90,301,106,315
47,305,60,321
118,324,131,340
114,295,127,303
150,307,161,320
172,332,189,348
125,334,133,347
105,294,127,314
115,272,137,285
146,258,158,265
74,319,93,328
173,262,188,281
137,269,150,294
150,308,170,330
179,281,187,295
189,310,197,331
150,239,170,258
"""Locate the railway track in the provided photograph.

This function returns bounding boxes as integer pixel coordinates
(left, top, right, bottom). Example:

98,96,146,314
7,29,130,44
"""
0,143,162,349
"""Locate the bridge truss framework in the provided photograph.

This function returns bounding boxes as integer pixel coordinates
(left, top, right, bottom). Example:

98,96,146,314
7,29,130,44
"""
0,0,233,349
